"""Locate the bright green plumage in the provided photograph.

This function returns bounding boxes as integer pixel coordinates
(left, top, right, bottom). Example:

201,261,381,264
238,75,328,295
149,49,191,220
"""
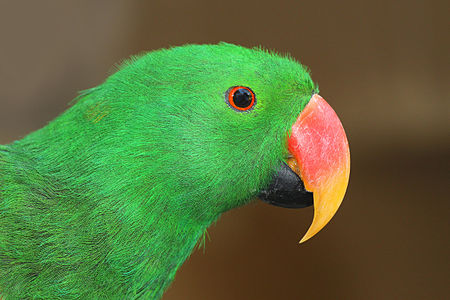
0,43,315,299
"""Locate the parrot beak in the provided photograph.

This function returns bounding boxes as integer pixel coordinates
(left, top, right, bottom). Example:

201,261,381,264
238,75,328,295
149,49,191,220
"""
259,94,350,243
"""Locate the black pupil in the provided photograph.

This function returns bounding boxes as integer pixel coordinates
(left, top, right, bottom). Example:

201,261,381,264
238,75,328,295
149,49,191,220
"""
233,88,252,108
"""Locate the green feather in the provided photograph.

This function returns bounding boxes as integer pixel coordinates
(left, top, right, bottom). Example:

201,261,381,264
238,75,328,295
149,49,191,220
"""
0,43,316,299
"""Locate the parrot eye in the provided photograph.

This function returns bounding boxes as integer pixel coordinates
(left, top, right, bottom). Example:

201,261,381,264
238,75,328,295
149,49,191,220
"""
226,86,256,111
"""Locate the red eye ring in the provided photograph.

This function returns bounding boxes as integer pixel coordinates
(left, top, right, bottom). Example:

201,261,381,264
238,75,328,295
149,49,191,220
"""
226,86,256,111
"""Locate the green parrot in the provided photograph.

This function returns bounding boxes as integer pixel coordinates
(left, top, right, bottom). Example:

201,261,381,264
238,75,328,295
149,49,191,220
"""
0,43,350,299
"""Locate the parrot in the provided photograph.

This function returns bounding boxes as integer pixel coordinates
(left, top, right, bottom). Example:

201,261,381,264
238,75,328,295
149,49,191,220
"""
0,43,350,299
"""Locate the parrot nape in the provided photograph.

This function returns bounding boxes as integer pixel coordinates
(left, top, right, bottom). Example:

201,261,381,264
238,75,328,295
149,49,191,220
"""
0,43,350,299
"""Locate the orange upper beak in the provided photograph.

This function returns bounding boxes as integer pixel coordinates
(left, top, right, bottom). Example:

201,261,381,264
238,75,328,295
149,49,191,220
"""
288,94,350,243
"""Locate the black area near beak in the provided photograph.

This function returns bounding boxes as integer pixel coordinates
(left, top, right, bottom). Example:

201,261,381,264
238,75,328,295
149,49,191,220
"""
258,162,313,209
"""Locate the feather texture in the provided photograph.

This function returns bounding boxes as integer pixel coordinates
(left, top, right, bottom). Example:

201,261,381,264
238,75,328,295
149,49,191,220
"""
0,43,315,299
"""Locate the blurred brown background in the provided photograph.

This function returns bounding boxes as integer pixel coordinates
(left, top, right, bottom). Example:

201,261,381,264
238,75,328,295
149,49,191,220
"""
0,1,448,299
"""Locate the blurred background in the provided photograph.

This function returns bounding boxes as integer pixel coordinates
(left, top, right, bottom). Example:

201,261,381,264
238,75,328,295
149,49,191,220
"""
0,1,448,299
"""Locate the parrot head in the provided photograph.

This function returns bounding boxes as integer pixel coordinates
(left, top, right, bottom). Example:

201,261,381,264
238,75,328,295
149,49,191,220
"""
55,43,349,243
